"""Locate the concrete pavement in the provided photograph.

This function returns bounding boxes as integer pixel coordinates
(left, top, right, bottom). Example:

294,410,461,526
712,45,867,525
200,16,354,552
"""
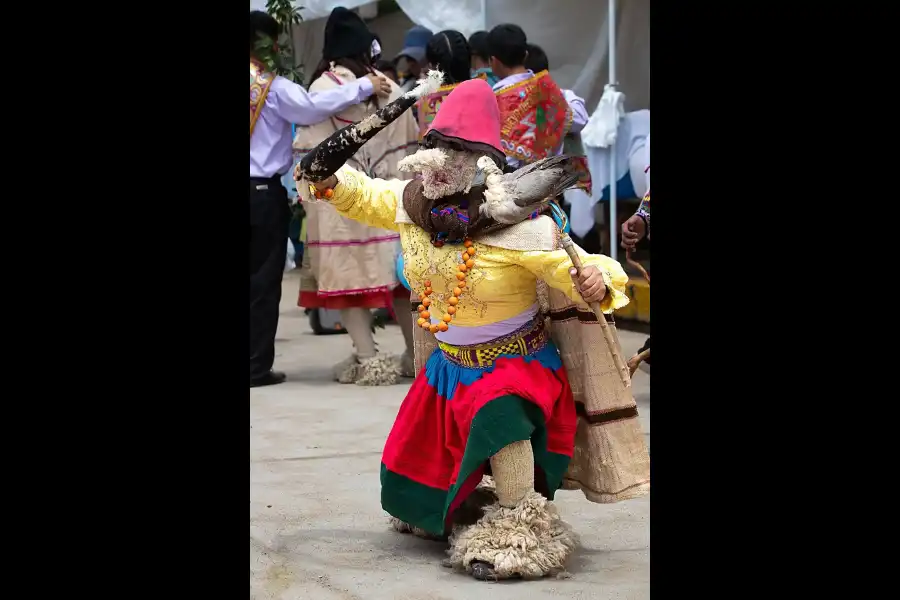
250,273,650,599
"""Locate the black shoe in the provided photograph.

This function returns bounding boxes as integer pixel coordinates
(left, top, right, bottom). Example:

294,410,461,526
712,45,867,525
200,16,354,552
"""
250,370,286,388
470,560,498,581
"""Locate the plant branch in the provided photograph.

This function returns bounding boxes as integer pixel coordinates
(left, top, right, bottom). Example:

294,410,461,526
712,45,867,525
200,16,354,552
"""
253,0,305,83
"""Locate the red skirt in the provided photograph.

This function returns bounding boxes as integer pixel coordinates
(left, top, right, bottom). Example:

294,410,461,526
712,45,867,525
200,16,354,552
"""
380,333,576,535
298,285,408,310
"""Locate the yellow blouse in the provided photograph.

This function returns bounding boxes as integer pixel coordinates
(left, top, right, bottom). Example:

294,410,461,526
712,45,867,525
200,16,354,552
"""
325,167,630,328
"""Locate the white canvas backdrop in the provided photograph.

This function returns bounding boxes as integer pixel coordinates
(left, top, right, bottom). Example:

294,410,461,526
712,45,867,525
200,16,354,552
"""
250,0,649,111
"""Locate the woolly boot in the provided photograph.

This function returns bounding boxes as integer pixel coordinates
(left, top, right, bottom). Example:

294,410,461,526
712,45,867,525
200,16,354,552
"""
446,491,578,581
451,476,499,527
389,517,446,541
354,355,403,386
333,354,361,384
389,475,498,544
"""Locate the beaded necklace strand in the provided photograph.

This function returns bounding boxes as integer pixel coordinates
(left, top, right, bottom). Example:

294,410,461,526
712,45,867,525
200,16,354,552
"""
417,238,475,333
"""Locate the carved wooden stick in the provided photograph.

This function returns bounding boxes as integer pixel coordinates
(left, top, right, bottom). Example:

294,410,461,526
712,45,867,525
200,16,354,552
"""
560,235,631,389
624,250,649,377
626,250,650,285
627,348,651,377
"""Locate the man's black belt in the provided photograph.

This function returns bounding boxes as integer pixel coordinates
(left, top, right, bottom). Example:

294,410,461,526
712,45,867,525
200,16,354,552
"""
249,173,282,184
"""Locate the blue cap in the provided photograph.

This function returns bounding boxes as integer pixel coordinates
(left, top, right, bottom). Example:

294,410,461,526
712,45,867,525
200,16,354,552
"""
395,25,433,64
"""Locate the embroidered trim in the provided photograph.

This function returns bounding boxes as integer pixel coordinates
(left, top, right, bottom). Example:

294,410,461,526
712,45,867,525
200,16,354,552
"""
437,318,548,368
306,234,400,247
315,284,397,297
636,188,650,233
250,60,275,137
495,70,571,164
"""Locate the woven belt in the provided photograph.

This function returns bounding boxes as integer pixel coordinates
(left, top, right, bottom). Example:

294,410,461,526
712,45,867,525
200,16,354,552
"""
438,318,549,368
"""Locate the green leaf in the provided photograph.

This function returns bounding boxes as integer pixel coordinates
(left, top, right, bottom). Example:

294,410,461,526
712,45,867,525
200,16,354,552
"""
253,2,306,80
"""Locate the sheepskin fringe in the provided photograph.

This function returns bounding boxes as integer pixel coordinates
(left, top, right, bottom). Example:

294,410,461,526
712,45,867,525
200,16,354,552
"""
333,354,403,386
389,517,445,541
452,475,499,527
389,476,499,540
333,354,360,384
398,148,446,173
446,490,578,580
402,69,445,100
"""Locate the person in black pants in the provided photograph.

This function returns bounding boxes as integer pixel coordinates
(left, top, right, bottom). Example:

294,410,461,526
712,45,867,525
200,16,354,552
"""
249,10,391,387
249,178,292,386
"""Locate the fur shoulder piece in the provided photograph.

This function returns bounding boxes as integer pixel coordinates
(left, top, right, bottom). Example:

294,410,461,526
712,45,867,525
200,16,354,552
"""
475,215,558,251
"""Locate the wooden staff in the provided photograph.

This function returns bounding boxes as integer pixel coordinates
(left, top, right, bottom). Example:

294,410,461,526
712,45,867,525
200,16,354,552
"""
624,249,650,375
626,250,650,285
560,234,631,389
627,348,650,377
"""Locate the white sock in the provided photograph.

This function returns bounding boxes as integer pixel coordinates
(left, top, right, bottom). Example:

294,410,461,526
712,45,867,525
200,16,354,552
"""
339,308,376,359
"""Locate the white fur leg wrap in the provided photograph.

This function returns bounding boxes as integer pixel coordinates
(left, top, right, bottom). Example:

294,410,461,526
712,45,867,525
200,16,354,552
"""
389,517,442,540
334,354,403,386
490,440,534,508
446,490,578,579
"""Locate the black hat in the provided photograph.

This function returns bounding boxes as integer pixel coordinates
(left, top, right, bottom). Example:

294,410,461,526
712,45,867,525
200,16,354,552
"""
323,7,374,61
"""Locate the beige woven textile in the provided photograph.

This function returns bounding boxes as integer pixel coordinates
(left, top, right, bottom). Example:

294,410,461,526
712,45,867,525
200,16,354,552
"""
543,283,650,503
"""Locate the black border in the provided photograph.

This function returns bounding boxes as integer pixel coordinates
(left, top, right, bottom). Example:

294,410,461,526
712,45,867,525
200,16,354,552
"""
653,1,861,592
62,3,245,596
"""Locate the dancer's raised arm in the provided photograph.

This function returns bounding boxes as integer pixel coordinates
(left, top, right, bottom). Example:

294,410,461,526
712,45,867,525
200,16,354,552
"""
302,166,409,232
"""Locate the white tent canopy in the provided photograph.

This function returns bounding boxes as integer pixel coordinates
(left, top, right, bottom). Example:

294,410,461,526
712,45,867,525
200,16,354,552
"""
250,0,648,112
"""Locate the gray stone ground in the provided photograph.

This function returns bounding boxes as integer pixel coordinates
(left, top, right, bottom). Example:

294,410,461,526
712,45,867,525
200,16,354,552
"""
250,273,650,600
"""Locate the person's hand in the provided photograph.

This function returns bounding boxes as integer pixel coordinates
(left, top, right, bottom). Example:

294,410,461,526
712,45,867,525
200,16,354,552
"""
365,73,392,99
621,214,646,250
569,265,608,304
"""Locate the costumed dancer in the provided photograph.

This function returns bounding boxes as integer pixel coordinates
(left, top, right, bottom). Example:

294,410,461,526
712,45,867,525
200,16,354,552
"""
295,75,650,581
524,42,592,190
249,10,392,388
467,31,500,87
293,7,419,385
488,26,589,166
488,25,592,199
524,43,585,121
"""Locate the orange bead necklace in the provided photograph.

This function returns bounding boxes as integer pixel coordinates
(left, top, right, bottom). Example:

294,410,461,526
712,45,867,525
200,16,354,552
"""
417,238,475,333
309,184,334,200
